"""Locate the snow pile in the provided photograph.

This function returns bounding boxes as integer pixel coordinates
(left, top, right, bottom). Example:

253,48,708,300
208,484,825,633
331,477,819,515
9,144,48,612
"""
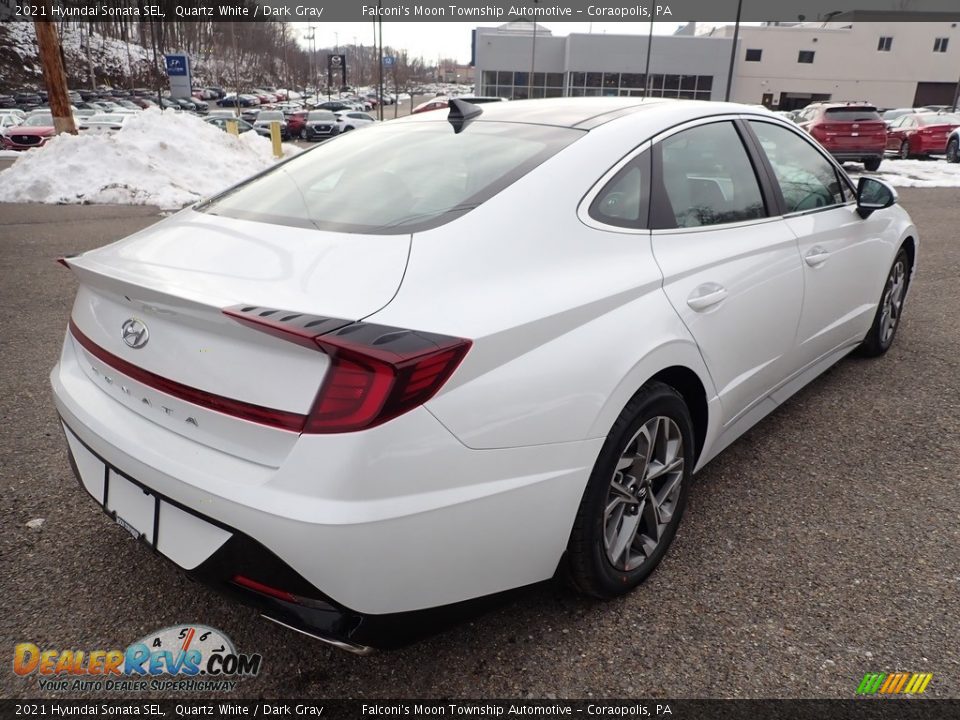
0,109,299,209
854,158,960,188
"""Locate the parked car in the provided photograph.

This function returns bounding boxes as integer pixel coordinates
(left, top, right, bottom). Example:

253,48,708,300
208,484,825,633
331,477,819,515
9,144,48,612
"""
129,97,156,109
1,111,60,150
0,112,24,136
283,110,309,137
335,111,376,132
885,112,960,159
78,113,132,133
796,102,887,170
411,97,450,114
51,98,917,652
0,93,16,108
881,108,930,127
158,98,182,112
204,116,257,134
217,94,257,108
253,110,289,139
14,92,42,109
0,107,26,119
301,109,340,140
314,101,353,113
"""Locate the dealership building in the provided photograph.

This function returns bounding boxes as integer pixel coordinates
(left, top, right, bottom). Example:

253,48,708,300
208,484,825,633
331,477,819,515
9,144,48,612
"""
474,14,960,109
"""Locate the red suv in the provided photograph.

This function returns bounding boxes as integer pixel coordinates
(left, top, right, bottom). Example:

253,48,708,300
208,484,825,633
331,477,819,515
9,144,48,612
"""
797,102,887,171
885,112,960,159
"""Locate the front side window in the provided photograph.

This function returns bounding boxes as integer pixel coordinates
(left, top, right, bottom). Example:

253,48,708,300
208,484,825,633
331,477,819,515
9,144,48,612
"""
655,122,766,229
749,121,846,212
200,121,582,234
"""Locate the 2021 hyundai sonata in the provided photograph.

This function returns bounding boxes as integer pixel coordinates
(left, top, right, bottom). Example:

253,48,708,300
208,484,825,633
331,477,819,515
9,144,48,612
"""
52,98,917,653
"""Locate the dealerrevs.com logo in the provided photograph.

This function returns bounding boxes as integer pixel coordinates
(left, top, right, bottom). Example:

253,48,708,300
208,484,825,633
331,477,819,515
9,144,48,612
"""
13,625,262,692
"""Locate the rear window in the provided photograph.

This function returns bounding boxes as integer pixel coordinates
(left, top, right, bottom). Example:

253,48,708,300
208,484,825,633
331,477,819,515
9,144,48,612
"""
824,107,881,122
199,121,582,234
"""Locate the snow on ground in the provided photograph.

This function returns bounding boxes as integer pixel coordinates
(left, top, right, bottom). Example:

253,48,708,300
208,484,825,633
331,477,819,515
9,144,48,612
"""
0,110,299,209
848,158,960,188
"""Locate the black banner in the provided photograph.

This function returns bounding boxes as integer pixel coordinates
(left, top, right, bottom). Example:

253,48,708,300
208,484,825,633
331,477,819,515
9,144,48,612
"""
2,0,960,22
2,700,959,719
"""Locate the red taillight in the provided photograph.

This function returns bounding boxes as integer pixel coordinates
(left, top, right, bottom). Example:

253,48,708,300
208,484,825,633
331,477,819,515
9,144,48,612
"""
224,306,471,433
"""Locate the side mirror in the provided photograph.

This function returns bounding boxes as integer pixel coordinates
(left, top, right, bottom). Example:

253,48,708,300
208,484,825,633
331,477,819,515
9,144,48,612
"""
856,176,897,218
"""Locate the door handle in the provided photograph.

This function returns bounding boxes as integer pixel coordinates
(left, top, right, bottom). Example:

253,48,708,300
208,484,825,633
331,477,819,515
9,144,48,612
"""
805,247,831,266
686,283,728,311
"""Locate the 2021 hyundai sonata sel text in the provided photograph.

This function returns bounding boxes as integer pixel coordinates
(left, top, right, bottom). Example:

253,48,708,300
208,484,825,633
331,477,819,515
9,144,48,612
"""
52,98,917,653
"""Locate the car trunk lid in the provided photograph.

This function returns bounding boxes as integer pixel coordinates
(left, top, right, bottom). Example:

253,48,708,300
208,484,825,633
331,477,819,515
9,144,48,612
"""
63,209,411,466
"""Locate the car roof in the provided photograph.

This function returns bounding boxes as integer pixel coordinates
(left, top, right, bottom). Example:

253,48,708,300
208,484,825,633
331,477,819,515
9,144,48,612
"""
397,97,771,129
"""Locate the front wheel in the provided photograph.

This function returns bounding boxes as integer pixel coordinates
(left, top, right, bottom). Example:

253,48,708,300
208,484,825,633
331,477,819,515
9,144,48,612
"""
899,140,911,160
299,128,307,140
946,137,960,163
862,157,882,172
566,382,694,599
857,249,910,357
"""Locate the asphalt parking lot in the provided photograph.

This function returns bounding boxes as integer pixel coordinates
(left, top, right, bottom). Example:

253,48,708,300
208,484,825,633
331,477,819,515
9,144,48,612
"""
2,188,958,700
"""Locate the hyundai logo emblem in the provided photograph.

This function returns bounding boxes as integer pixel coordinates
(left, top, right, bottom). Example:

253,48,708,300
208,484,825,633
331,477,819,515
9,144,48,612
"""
121,319,149,349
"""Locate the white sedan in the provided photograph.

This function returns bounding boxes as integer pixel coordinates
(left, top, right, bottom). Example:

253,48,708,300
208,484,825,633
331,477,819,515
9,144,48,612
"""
334,110,376,132
78,113,131,133
52,98,917,653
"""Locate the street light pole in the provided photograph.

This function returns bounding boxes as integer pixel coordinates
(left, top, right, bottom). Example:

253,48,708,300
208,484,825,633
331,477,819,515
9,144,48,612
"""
724,0,743,102
642,19,653,98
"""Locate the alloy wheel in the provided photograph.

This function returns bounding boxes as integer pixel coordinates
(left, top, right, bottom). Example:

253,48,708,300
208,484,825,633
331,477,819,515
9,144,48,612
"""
948,139,959,163
603,416,684,572
879,258,907,346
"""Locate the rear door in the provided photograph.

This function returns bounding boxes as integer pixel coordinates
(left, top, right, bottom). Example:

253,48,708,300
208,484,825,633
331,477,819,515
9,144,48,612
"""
745,119,889,367
650,118,804,427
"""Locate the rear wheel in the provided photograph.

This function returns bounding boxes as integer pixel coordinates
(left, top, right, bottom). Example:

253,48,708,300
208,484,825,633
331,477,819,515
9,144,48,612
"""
899,140,911,160
857,249,910,357
566,382,694,599
947,137,960,163
862,157,882,172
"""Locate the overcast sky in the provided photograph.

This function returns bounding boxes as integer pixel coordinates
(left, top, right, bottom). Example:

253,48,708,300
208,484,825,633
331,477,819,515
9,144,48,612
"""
293,22,714,64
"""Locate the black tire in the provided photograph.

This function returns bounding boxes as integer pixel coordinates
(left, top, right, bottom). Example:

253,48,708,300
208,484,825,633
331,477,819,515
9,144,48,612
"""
857,248,910,358
862,157,882,172
299,128,307,140
566,382,694,599
899,140,911,160
947,137,960,164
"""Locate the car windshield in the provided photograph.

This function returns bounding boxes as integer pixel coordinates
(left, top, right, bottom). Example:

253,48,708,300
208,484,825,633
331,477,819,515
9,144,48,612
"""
918,113,960,125
23,114,53,126
308,111,336,121
200,121,582,234
825,107,881,121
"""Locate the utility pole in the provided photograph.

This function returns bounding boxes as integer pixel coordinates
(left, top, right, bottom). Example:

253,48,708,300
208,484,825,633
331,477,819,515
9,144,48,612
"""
33,7,76,136
528,19,537,99
231,22,241,117
952,65,960,112
725,0,743,102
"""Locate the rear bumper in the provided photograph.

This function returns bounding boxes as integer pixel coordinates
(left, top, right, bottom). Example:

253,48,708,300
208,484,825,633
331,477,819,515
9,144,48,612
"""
51,333,598,631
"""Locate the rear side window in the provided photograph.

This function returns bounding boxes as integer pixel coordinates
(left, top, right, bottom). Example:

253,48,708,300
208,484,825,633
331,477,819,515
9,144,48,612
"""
824,107,882,122
589,151,651,229
749,121,846,212
654,122,766,229
200,121,582,234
